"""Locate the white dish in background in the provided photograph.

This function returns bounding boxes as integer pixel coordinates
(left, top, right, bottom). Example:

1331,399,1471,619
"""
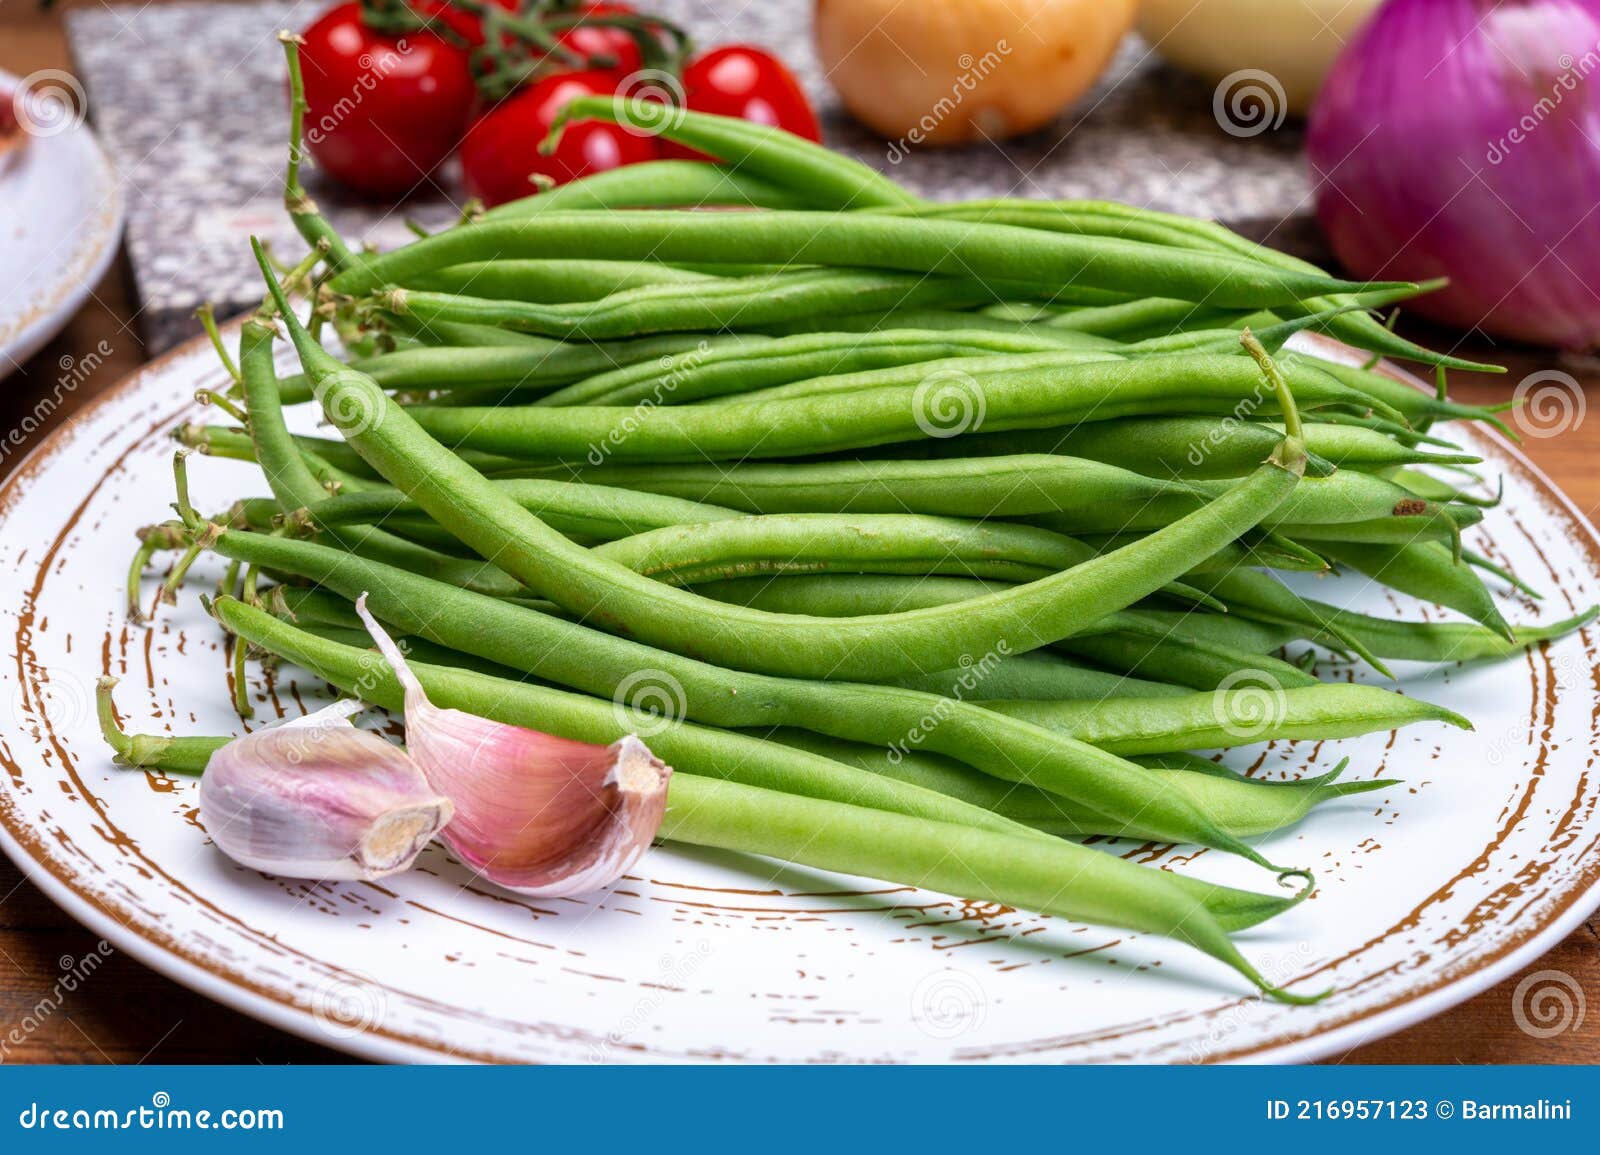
1,327,1598,1064
0,67,124,379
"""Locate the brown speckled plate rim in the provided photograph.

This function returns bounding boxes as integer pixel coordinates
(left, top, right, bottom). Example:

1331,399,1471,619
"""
0,66,126,374
1,323,1598,1065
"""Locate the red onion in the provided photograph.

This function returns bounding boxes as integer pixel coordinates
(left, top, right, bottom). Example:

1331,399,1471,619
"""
1308,0,1600,349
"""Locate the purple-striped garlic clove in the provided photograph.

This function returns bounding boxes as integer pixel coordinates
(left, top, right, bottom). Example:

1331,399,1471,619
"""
353,594,672,897
199,699,453,881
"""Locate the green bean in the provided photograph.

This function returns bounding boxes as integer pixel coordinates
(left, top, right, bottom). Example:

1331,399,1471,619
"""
759,305,1123,339
1288,354,1511,432
1316,539,1514,640
282,477,742,542
546,97,923,211
874,651,1188,701
601,512,1231,609
571,452,1461,537
409,258,717,301
328,210,1408,309
544,454,1206,519
120,608,1321,1002
236,315,531,602
1183,567,1389,674
205,539,1307,867
267,249,1321,688
377,268,1004,340
697,573,1319,692
1213,587,1597,663
766,728,1389,842
178,422,528,481
1040,298,1256,339
983,685,1468,755
400,351,1403,462
1056,630,1317,692
480,159,813,219
662,776,1330,1002
589,509,1230,589
278,333,761,403
536,328,1078,407
1389,468,1502,509
965,418,1480,479
1185,473,1480,533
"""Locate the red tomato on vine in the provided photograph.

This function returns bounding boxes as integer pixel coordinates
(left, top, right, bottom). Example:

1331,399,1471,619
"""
298,3,477,197
671,44,820,147
460,70,657,206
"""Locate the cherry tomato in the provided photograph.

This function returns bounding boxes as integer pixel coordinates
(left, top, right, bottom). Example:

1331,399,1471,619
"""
298,3,476,198
555,3,649,75
664,44,820,160
460,70,657,206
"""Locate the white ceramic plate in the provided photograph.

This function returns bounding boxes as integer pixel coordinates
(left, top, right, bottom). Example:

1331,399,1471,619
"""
2,329,1598,1064
0,67,124,380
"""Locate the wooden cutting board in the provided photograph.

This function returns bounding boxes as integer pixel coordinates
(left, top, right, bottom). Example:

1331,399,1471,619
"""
67,0,1315,352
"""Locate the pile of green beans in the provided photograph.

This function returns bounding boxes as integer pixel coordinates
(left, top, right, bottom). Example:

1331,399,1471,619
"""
119,73,1599,1005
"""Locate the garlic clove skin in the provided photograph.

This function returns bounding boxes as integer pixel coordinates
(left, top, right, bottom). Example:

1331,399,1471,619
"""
200,699,454,882
354,594,672,897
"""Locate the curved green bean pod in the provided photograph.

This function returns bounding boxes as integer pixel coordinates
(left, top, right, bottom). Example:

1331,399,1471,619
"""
282,477,740,541
983,685,1469,755
692,349,1402,425
1316,539,1514,640
546,97,922,210
1287,354,1511,433
480,159,813,219
769,728,1393,845
409,258,717,301
278,333,760,403
536,327,1080,407
589,510,1218,587
526,454,1205,519
698,573,1319,692
960,418,1478,479
328,210,1408,309
662,775,1328,1003
378,268,1003,340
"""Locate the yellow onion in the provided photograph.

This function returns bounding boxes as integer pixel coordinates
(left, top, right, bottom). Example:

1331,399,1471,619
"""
812,0,1136,149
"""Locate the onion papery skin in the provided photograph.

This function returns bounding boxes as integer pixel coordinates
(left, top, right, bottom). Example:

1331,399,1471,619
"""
1308,0,1600,349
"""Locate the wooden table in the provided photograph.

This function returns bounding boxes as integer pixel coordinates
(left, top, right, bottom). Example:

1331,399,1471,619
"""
2,2,1596,1066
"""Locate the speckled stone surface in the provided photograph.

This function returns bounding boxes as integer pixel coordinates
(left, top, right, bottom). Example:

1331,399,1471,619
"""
68,0,1313,352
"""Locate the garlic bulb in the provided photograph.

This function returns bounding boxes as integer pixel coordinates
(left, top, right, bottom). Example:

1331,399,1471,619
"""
199,699,453,881
353,594,672,896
